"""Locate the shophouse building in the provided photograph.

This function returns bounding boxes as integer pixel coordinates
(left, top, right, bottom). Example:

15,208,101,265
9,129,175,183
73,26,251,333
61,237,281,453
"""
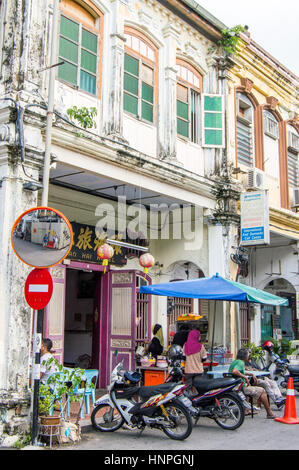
0,0,298,439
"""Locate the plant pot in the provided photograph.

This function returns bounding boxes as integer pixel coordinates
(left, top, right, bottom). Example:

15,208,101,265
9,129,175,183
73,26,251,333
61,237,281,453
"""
40,416,61,426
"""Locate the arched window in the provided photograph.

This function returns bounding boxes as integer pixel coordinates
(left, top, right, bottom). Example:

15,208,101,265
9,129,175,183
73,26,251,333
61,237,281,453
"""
176,61,202,143
58,0,102,96
263,110,279,139
287,125,299,188
236,92,255,167
123,30,158,124
263,109,280,179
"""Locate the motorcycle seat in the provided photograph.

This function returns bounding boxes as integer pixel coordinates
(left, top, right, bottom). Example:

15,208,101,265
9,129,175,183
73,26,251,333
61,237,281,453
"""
193,376,239,393
288,365,299,376
138,383,177,400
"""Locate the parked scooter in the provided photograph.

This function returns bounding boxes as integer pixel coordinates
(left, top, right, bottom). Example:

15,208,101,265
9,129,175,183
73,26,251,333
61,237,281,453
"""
91,361,193,440
263,341,299,392
166,346,245,430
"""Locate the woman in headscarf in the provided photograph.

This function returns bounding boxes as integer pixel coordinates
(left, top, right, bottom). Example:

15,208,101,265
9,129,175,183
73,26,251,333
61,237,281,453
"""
147,324,164,358
184,329,207,391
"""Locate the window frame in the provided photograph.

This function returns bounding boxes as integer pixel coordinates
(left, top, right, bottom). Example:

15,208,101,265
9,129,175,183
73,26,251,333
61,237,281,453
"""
236,92,255,167
263,110,279,140
176,62,202,144
57,4,102,98
202,93,225,148
123,31,158,125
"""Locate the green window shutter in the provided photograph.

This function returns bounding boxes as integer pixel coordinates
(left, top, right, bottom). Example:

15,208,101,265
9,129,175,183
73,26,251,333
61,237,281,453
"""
142,82,153,103
177,118,189,138
142,102,153,122
80,70,96,95
177,100,188,120
58,59,77,85
124,54,139,76
124,93,138,116
81,49,97,74
59,37,78,64
60,16,79,42
202,94,224,147
124,73,138,96
82,29,97,53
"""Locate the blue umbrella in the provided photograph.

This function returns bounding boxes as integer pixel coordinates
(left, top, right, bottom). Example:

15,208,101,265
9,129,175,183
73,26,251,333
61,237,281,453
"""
140,274,288,368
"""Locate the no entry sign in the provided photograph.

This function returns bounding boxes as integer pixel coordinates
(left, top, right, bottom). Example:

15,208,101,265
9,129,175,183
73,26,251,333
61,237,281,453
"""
24,268,53,310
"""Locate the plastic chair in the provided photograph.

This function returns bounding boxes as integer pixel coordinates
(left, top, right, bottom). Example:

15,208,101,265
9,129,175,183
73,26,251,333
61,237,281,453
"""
67,369,99,419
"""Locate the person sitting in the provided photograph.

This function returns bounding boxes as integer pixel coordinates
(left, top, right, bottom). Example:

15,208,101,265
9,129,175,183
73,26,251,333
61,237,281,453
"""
184,329,207,393
40,338,58,384
146,324,164,358
245,348,285,409
229,348,276,419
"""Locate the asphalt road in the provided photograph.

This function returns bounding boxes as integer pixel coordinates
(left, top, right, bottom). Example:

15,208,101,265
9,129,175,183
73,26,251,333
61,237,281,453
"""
62,394,299,451
12,236,69,267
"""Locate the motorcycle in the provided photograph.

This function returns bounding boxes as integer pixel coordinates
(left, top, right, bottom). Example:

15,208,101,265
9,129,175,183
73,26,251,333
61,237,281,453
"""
267,351,299,392
91,361,193,440
166,358,245,430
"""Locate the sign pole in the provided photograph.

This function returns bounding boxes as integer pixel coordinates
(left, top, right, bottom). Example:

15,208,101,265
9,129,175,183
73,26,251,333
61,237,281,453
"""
31,309,43,445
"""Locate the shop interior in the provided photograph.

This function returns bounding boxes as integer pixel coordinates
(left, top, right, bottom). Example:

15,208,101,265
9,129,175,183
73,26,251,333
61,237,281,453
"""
64,269,100,368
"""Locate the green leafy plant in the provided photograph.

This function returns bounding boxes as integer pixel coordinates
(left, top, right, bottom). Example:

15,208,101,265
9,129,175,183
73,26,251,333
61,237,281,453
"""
39,357,90,420
67,105,97,131
243,342,264,362
218,25,246,55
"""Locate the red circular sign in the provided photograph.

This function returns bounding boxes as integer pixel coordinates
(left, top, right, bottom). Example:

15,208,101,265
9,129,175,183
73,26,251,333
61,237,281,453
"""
24,268,53,310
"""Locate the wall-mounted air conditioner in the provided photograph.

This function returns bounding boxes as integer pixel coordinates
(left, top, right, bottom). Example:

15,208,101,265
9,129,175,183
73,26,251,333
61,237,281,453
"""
247,168,265,190
294,188,299,208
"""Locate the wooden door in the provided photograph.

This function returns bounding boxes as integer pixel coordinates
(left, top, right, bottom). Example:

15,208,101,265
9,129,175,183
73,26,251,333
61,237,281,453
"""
43,265,66,363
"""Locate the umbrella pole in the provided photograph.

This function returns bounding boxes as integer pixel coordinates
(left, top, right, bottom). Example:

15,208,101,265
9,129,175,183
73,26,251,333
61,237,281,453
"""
209,301,217,371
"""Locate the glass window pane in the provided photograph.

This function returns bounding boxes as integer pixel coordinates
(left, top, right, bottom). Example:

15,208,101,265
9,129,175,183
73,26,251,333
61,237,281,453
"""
177,100,188,120
177,83,188,102
204,95,222,112
177,118,189,138
81,49,97,73
124,73,138,96
82,29,97,53
124,92,138,115
142,82,153,103
124,54,139,76
59,37,78,64
204,112,222,129
60,16,79,42
205,129,222,146
141,64,154,85
58,59,77,85
80,70,96,95
142,101,153,122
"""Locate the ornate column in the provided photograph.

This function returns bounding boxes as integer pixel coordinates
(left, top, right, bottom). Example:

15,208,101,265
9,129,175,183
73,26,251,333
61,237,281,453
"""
158,23,180,161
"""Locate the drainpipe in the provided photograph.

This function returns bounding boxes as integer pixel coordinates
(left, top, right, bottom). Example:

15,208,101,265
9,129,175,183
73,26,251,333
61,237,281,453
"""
41,0,59,207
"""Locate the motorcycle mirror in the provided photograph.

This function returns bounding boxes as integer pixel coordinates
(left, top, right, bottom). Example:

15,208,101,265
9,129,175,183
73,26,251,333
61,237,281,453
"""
11,206,73,268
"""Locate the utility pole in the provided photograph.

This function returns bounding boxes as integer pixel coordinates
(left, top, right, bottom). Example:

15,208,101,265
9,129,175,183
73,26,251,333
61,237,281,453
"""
41,0,59,207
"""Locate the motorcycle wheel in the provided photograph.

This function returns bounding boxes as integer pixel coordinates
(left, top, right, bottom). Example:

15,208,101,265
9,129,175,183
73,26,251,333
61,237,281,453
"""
91,404,125,432
214,392,244,431
160,401,192,441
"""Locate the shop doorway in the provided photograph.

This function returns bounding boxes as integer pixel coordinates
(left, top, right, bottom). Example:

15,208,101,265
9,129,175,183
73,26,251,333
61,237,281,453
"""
64,268,101,369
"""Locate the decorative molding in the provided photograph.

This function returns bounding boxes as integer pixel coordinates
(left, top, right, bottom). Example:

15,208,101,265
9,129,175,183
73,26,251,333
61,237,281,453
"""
112,272,133,284
240,77,254,93
266,96,279,111
111,338,132,348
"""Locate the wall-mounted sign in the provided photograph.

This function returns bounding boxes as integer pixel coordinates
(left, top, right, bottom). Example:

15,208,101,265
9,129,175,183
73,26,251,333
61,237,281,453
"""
240,191,270,246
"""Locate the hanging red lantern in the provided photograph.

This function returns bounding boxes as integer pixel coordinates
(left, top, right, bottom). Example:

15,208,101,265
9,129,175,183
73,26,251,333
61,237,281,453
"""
139,253,155,278
97,243,114,273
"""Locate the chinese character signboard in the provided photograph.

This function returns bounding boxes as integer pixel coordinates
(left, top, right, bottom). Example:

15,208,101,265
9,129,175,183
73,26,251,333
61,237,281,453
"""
68,222,127,265
240,191,270,246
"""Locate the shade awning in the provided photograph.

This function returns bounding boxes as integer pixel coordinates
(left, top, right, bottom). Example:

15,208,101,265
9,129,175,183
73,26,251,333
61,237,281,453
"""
140,274,288,306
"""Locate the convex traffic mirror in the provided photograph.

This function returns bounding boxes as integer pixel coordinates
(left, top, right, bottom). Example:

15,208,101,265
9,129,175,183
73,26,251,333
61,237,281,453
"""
11,206,73,268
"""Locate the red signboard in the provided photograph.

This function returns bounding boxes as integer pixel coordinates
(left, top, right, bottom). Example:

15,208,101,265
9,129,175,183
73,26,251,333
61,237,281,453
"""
24,268,53,310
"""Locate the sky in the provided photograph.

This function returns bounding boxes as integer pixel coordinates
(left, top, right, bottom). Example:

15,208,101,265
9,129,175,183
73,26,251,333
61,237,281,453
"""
197,0,299,77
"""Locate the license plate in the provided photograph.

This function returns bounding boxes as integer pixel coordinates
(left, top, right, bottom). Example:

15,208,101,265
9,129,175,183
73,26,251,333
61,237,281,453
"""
180,396,193,408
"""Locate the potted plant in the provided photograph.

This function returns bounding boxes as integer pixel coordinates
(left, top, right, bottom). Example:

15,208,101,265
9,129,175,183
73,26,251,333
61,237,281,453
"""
38,357,93,443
